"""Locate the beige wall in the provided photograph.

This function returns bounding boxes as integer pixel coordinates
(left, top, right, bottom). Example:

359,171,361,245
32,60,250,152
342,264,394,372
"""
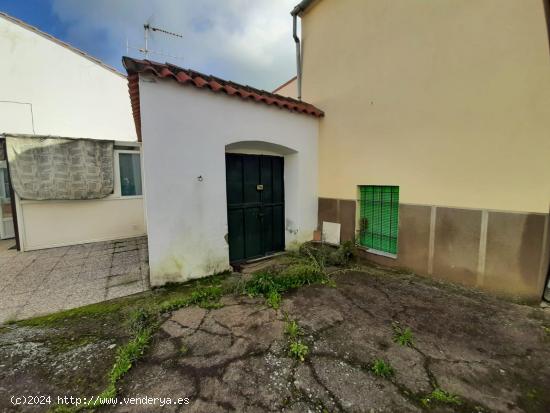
273,77,298,99
302,0,550,213
17,197,146,251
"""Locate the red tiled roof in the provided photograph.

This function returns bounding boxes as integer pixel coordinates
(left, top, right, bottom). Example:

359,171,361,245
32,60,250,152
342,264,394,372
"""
123,57,323,141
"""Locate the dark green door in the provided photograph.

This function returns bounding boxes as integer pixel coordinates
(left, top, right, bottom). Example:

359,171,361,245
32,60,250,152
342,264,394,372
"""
226,153,285,262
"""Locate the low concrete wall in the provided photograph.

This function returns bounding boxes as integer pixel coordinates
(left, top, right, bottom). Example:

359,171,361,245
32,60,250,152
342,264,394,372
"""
319,197,549,301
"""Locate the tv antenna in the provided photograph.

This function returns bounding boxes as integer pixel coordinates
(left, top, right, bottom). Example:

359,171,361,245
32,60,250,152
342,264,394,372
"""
127,23,184,61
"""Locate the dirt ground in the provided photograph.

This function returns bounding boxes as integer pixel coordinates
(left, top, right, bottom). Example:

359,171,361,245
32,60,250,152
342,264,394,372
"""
2,265,550,413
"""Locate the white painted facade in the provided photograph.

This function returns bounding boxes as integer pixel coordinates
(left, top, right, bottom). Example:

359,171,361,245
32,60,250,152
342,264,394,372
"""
0,14,145,250
139,75,319,286
0,14,136,140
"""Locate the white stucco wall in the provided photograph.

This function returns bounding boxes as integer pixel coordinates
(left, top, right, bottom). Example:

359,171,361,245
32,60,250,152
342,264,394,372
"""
0,15,136,140
139,75,319,285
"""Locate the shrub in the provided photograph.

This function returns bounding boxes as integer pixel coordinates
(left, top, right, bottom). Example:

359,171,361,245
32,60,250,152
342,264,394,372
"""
329,240,355,266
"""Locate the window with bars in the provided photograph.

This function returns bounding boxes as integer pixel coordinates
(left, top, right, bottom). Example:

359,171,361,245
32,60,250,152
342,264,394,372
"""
358,185,399,255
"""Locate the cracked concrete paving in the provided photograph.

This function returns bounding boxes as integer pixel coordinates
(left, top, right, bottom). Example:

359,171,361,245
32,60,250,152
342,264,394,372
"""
108,268,550,413
0,236,149,323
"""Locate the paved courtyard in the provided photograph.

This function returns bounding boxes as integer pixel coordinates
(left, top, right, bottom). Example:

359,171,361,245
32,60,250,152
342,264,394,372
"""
0,236,149,323
0,264,549,412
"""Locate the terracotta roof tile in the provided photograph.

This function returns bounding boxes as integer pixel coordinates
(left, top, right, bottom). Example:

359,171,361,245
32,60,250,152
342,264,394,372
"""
123,57,323,141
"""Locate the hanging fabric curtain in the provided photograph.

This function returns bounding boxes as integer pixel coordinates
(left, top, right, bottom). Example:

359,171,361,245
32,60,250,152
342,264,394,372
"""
5,135,114,200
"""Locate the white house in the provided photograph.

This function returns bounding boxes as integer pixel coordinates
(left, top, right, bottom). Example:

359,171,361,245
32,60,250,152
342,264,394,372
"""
123,57,322,286
0,12,145,250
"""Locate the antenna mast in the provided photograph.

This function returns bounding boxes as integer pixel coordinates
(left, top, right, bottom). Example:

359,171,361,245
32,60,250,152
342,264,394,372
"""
140,23,183,60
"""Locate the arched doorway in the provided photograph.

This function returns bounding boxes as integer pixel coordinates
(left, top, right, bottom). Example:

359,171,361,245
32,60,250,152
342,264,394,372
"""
225,141,296,262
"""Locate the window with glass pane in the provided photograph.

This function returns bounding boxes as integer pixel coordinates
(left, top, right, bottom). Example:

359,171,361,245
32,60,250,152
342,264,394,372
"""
0,167,12,218
119,153,142,196
359,185,399,254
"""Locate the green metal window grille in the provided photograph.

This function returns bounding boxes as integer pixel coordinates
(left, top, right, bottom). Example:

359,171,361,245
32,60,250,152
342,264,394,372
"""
359,185,399,254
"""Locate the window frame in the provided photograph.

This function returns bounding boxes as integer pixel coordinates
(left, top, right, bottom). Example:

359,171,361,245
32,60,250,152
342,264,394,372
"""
0,161,10,202
113,149,143,199
357,185,400,259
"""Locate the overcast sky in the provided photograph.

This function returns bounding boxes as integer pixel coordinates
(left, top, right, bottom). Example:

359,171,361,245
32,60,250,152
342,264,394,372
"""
1,0,299,90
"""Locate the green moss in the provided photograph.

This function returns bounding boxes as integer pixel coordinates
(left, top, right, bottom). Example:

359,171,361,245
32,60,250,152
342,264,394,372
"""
47,335,99,354
16,301,126,328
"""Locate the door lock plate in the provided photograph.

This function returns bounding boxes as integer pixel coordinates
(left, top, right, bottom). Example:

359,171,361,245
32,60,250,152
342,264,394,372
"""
256,184,264,191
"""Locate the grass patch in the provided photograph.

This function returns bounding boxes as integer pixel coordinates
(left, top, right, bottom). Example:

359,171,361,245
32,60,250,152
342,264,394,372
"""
158,285,223,313
239,254,330,309
371,358,394,378
100,327,154,399
288,340,309,362
421,388,461,407
392,322,414,347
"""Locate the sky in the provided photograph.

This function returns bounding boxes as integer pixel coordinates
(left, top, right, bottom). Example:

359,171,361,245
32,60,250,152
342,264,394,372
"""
0,0,299,90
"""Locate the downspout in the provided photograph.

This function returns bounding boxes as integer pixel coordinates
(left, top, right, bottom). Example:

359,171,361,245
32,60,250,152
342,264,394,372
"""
291,0,314,101
291,10,302,101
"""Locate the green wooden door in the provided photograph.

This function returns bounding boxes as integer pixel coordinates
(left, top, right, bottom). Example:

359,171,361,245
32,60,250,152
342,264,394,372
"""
226,153,285,262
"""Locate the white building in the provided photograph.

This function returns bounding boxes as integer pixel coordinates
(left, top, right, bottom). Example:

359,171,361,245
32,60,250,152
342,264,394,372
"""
123,57,322,286
0,13,145,249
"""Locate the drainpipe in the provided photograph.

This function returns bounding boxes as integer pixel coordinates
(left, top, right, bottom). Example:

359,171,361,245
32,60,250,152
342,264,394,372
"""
291,0,314,101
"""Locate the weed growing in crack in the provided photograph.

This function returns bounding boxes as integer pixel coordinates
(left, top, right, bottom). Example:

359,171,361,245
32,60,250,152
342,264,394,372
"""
289,340,309,362
180,343,189,355
266,290,282,309
284,319,302,339
421,388,461,407
283,317,308,361
371,358,394,378
392,322,414,347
